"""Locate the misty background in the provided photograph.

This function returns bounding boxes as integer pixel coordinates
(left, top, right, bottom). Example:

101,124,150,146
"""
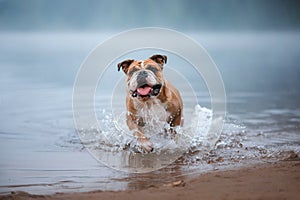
0,0,300,31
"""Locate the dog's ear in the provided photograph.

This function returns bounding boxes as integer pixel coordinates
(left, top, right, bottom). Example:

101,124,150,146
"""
149,54,167,66
117,59,134,74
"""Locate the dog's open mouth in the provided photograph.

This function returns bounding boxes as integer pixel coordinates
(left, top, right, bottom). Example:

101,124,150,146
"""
130,84,162,99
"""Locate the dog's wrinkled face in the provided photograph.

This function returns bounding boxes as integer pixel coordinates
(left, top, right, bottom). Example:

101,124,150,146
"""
118,54,167,101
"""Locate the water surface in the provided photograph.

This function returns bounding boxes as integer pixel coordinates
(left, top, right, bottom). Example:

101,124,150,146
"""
0,32,299,194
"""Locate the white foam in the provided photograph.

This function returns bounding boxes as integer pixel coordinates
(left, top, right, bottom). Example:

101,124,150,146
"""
79,104,215,154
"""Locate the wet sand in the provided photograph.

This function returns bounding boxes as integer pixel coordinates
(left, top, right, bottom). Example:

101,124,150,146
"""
1,161,299,200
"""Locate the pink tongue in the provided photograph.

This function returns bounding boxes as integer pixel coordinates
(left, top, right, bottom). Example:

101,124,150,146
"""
137,86,151,95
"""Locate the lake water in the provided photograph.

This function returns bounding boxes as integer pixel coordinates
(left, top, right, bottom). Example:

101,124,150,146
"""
0,31,299,194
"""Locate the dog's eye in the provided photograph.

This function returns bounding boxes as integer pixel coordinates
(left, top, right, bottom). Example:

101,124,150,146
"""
146,66,158,74
128,67,138,76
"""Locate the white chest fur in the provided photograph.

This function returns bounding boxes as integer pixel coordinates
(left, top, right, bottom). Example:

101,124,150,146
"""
134,98,170,131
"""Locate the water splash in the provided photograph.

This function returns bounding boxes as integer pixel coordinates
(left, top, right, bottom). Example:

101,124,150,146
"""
78,104,217,154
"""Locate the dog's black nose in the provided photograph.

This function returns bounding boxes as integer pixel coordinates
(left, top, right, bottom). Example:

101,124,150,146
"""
137,70,148,86
137,70,148,77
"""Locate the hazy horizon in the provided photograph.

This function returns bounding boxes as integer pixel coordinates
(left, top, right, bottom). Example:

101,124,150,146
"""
0,0,299,32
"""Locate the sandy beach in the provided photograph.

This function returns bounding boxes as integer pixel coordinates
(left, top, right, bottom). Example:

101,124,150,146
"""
1,160,299,200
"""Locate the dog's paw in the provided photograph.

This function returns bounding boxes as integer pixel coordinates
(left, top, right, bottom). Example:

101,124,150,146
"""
137,137,153,153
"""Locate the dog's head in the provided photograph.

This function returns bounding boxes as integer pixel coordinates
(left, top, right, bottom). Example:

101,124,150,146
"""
118,54,167,101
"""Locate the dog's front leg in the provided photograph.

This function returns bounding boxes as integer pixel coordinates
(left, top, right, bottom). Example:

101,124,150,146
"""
126,113,153,153
166,107,183,138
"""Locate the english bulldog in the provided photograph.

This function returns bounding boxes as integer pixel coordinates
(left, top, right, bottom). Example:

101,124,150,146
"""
118,54,183,153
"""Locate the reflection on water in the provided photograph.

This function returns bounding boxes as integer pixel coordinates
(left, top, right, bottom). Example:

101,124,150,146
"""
0,32,300,194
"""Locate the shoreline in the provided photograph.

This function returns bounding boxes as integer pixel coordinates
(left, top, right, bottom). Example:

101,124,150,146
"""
1,160,299,200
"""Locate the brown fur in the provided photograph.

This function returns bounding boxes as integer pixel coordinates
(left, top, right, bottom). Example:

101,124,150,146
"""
118,54,183,153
